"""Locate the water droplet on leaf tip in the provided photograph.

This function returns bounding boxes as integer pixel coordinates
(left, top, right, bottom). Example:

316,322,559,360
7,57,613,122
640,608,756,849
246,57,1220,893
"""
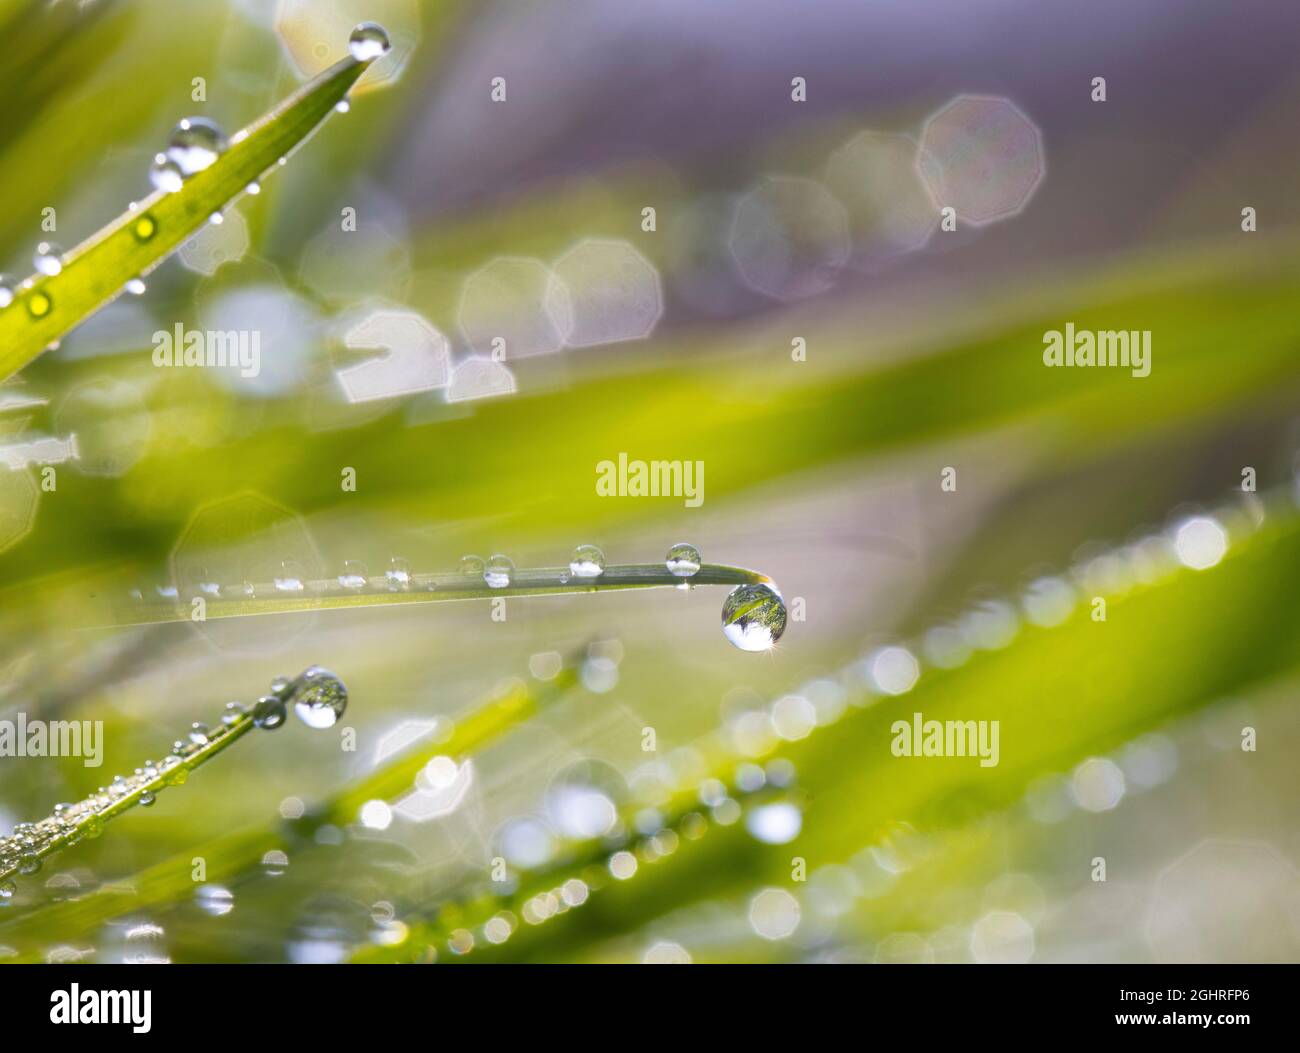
349,22,391,61
721,583,787,652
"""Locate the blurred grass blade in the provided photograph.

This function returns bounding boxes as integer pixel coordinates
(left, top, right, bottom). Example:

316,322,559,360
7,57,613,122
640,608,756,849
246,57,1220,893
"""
0,53,374,380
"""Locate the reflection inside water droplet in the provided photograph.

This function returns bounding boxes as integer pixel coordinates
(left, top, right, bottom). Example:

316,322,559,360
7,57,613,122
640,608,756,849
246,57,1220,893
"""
348,22,391,61
569,544,605,578
721,583,788,652
483,554,514,589
287,666,348,729
666,542,701,577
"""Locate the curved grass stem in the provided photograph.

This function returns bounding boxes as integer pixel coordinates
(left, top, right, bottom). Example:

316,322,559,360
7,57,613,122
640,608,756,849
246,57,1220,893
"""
102,562,772,626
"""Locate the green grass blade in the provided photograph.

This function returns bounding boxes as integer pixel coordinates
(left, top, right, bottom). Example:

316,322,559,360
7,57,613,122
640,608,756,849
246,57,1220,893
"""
0,54,374,380
0,654,585,957
90,562,772,627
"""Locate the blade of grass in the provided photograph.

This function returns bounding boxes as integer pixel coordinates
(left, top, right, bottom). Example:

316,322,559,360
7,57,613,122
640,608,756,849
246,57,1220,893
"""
0,52,376,380
0,652,586,958
89,562,772,627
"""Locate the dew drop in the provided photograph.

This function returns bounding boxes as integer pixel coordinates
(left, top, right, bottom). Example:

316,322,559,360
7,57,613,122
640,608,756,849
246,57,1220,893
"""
149,153,184,193
569,544,606,579
189,723,210,746
459,554,485,578
222,701,246,725
666,542,702,578
721,583,788,652
0,880,15,898
335,99,351,114
385,557,411,590
253,695,287,730
348,22,391,61
338,560,368,589
274,561,305,592
288,666,348,729
0,276,14,308
18,854,41,876
161,756,188,786
139,792,156,807
166,116,228,176
245,181,261,195
33,242,63,276
125,277,146,296
208,212,224,226
484,554,514,589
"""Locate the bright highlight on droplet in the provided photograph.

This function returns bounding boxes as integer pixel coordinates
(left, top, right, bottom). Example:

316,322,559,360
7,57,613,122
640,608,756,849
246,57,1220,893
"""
360,799,393,830
745,802,803,844
33,242,63,276
1173,515,1228,570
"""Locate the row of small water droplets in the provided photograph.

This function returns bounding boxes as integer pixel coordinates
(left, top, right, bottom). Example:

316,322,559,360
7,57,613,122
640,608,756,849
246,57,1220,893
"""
0,24,392,315
140,540,788,652
0,667,347,896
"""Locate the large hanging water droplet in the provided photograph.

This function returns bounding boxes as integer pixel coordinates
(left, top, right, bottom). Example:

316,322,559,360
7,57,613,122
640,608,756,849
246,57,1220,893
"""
721,583,788,652
166,117,228,176
665,542,701,578
34,242,63,276
286,666,348,729
149,153,184,193
348,22,391,61
483,554,514,589
569,544,606,578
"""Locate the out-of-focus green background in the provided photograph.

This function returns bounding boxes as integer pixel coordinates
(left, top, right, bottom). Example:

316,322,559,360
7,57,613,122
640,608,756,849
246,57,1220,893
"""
1,0,1298,963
